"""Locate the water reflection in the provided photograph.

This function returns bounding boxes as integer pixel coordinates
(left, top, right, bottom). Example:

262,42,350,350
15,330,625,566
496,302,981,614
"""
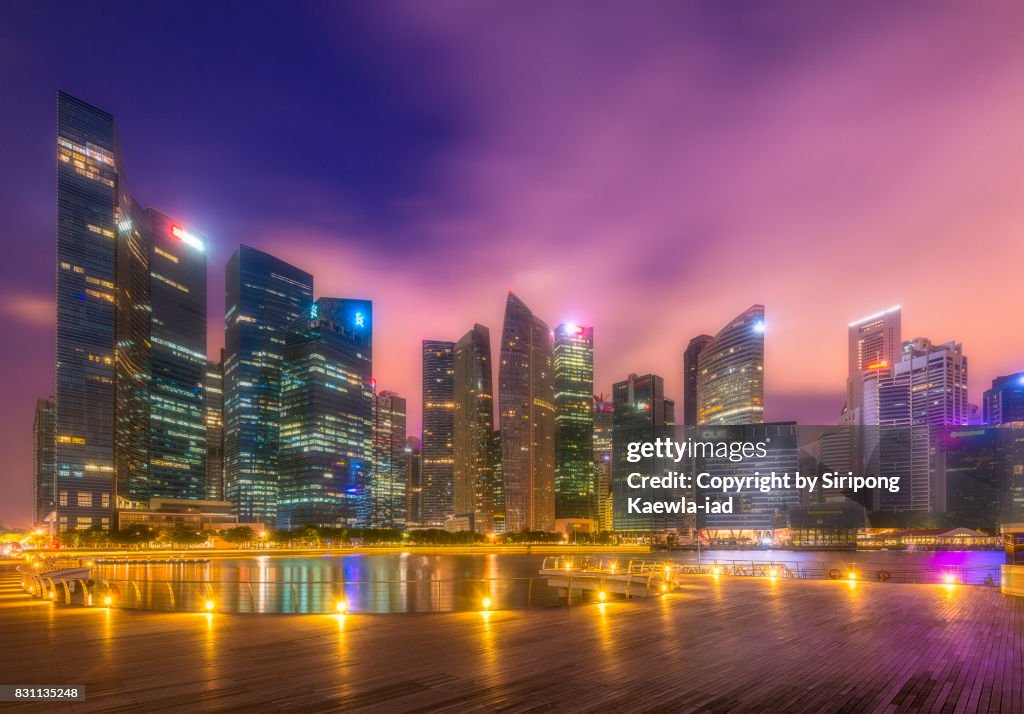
88,549,1002,614
91,553,561,614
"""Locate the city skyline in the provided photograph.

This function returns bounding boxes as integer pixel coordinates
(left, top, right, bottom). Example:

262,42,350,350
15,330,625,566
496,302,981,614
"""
5,3,1024,526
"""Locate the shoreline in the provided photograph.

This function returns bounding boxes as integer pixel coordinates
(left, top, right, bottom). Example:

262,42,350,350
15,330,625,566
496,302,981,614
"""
13,544,653,560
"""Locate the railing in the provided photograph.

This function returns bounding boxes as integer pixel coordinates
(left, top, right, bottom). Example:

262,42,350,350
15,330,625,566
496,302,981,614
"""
17,568,555,613
540,556,1001,586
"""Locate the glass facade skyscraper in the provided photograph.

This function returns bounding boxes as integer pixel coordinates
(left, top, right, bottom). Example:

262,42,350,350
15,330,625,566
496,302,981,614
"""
553,324,594,520
611,374,676,534
698,423,801,538
33,398,56,527
453,324,498,533
371,390,408,527
499,292,555,532
146,210,207,502
592,396,614,532
404,436,423,526
696,304,765,426
55,92,119,531
277,298,373,529
113,195,152,506
224,245,313,523
983,373,1024,425
683,334,712,426
204,357,225,501
421,340,455,525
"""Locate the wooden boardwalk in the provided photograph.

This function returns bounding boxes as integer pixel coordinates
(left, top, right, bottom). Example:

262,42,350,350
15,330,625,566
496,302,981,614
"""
0,562,1021,713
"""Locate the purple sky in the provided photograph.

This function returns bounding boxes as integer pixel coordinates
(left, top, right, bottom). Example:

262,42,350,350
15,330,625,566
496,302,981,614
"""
3,2,1024,527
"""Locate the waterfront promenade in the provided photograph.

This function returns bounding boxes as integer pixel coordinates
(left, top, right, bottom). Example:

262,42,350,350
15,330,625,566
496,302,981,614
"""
1,563,1021,712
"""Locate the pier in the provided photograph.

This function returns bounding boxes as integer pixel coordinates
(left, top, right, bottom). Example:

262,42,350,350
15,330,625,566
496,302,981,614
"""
2,561,1022,711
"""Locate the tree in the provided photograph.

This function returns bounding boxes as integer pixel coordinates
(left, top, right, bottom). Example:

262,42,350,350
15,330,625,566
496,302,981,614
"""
160,526,207,548
112,524,155,548
222,526,255,546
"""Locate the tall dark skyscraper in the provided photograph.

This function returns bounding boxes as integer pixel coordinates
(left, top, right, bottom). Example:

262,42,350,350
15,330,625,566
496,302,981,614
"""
372,390,408,527
33,398,56,527
404,436,423,526
984,373,1024,425
204,357,225,501
224,245,313,523
55,92,120,531
698,423,801,537
114,195,152,506
611,374,676,534
277,298,373,529
453,324,498,533
592,395,614,532
499,292,556,532
942,425,1024,527
421,340,455,525
553,324,594,521
683,334,712,426
696,304,765,426
146,210,207,502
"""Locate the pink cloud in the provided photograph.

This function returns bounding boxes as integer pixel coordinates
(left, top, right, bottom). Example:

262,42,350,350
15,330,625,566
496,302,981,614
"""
4,294,54,328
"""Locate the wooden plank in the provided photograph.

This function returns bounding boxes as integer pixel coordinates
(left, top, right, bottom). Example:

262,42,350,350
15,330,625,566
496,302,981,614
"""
0,563,1021,712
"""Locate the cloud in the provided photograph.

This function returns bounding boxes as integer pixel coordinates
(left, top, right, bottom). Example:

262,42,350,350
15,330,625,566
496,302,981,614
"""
4,294,53,328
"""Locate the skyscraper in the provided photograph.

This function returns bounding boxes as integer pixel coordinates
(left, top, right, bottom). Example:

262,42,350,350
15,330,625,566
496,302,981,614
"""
942,425,1024,527
499,292,556,532
453,324,498,533
404,436,423,526
846,306,901,423
146,210,207,502
876,338,969,511
553,324,594,521
33,398,56,528
683,334,712,426
421,340,455,525
611,374,677,534
224,245,313,523
55,92,120,532
371,390,408,528
592,395,614,532
698,423,801,539
204,357,225,501
696,305,765,426
277,298,373,529
113,195,151,506
984,373,1024,425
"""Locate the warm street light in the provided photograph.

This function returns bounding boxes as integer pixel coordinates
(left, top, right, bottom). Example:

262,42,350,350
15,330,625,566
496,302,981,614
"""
336,600,348,614
481,596,492,610
204,599,215,612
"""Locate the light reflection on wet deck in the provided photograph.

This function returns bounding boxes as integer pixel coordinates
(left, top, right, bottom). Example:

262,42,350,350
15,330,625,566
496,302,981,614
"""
1,563,1021,712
